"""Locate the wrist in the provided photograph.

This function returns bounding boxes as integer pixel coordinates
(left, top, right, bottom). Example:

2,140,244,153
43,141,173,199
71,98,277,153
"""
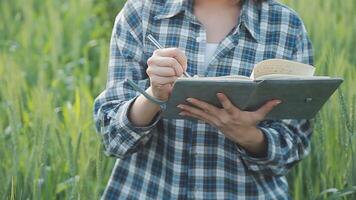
151,86,170,101
141,87,162,112
235,126,267,157
128,87,162,127
233,125,259,142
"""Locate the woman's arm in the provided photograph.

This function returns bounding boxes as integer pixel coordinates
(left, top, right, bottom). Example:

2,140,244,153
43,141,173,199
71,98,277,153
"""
129,48,188,127
94,0,188,158
178,94,281,157
128,87,161,127
93,1,153,158
235,16,314,176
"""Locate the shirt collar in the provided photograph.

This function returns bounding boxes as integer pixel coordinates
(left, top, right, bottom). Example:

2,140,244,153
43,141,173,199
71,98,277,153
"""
153,0,188,20
154,0,261,42
239,0,261,42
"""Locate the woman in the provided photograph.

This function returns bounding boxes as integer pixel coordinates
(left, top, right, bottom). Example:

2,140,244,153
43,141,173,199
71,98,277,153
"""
94,0,313,199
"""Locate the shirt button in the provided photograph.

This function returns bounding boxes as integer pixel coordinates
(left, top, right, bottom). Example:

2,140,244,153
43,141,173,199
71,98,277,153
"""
196,36,204,42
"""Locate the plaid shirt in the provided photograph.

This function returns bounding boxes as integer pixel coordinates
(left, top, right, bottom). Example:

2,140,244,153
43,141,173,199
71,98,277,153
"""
93,0,314,199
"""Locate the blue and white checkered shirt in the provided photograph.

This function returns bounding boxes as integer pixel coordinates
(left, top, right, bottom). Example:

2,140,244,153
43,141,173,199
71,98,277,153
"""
93,0,314,199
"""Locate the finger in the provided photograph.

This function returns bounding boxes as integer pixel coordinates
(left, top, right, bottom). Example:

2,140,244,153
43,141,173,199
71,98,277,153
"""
148,56,183,76
177,104,219,125
216,93,236,113
146,66,176,77
254,100,282,120
154,48,188,71
151,75,179,85
186,98,220,114
179,111,215,125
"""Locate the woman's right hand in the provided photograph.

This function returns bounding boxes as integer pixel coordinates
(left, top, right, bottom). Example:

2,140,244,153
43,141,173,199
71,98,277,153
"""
146,48,188,101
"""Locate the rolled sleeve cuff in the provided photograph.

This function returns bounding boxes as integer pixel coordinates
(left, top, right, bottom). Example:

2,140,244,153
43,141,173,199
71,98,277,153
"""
235,126,280,171
120,97,161,132
111,97,162,153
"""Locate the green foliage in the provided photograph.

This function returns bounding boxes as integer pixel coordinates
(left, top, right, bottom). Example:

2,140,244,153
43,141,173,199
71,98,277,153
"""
0,0,125,199
0,0,355,199
281,0,356,199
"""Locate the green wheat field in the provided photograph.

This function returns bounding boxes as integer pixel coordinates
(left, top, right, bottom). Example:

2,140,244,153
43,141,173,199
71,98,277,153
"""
0,0,355,199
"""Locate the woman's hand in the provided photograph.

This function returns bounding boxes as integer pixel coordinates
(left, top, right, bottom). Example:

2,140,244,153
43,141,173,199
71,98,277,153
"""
177,93,281,156
146,48,187,101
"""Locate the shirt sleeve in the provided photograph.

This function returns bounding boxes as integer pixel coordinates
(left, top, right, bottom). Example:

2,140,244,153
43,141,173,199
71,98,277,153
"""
236,19,314,176
93,0,160,158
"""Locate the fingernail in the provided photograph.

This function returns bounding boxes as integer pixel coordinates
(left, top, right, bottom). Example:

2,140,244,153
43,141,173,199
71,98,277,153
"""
275,100,282,105
179,112,185,116
186,98,193,103
177,105,184,109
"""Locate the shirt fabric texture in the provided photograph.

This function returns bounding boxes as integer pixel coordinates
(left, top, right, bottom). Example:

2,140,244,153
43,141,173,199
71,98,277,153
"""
93,0,314,199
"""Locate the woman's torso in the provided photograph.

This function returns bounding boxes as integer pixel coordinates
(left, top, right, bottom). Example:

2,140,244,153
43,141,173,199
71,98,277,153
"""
103,0,311,199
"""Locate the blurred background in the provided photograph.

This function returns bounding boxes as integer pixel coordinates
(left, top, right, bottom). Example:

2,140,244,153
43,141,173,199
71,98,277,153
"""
0,0,355,199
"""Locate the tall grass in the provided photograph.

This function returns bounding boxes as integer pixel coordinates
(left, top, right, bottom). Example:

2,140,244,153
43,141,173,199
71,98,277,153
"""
282,0,356,199
0,0,125,199
0,0,355,199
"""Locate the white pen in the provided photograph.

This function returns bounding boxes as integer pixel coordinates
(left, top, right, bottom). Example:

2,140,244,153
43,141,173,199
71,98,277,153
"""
147,34,191,78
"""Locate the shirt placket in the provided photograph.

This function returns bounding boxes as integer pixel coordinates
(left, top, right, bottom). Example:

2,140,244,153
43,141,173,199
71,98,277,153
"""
206,28,240,77
195,28,207,77
186,22,205,200
184,16,242,200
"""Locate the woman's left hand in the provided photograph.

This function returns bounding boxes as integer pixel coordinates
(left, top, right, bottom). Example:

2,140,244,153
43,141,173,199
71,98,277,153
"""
177,93,281,156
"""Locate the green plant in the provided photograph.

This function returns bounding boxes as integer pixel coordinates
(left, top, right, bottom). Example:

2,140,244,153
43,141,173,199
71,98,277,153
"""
0,0,355,199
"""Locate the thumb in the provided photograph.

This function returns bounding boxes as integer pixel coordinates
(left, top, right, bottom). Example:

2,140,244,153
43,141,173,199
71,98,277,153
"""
255,100,282,120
